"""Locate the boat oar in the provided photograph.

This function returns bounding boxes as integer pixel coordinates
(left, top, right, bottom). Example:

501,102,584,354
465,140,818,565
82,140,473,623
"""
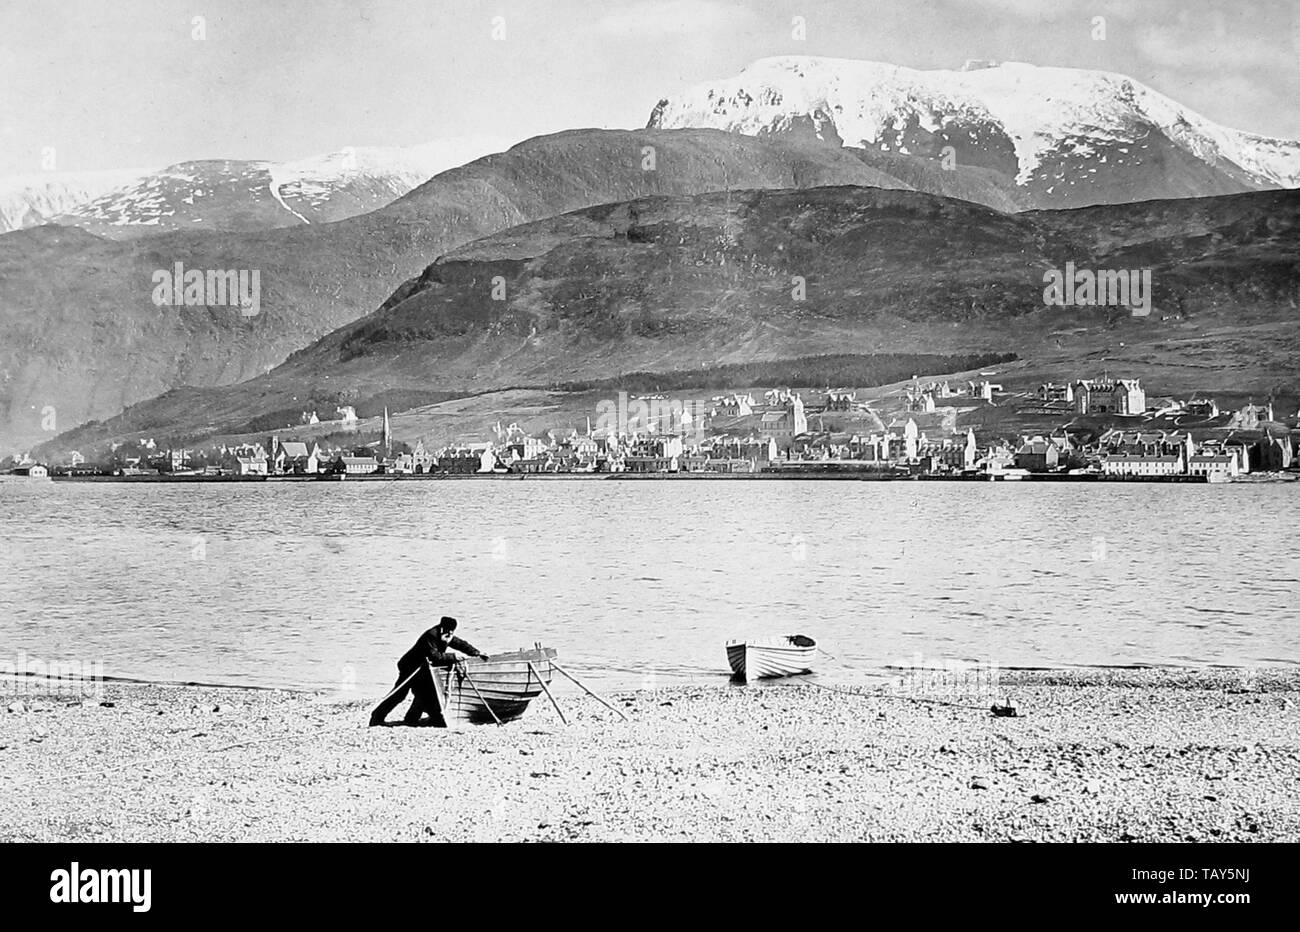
528,661,568,726
370,668,421,719
550,660,628,721
458,663,503,726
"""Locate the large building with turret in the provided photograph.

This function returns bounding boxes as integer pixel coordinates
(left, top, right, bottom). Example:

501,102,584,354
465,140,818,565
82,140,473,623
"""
1073,378,1146,415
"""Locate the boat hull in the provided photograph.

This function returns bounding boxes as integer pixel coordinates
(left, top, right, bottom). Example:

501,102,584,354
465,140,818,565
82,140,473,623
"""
433,647,557,725
726,636,816,681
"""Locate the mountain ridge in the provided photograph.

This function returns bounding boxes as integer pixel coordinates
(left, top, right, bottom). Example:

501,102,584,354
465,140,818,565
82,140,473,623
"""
0,169,149,234
0,137,513,238
0,129,926,448
38,185,1300,456
648,57,1300,207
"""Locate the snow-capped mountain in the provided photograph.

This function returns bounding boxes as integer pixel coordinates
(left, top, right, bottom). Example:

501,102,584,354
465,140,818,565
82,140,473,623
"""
0,137,512,238
648,57,1300,207
0,169,149,234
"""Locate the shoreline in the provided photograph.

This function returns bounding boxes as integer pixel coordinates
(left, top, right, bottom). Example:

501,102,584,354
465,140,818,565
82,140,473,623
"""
3,668,1296,842
4,659,1293,698
29,471,1297,483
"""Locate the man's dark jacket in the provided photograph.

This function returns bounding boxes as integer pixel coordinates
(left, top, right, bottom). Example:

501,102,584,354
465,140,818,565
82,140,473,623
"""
398,627,484,673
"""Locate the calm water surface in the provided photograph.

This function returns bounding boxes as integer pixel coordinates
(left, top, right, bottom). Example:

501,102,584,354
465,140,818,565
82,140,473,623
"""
1,479,1297,692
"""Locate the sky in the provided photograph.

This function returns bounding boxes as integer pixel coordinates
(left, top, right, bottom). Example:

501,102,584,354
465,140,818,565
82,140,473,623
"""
0,0,1296,177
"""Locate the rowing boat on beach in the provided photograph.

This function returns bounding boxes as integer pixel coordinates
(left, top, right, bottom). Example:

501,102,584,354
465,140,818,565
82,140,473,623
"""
726,635,817,681
432,646,558,725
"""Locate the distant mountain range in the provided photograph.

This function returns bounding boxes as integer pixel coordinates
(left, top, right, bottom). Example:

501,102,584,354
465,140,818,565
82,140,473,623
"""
7,57,1300,452
0,129,906,449
648,57,1300,208
0,169,147,234
42,185,1300,456
0,137,511,237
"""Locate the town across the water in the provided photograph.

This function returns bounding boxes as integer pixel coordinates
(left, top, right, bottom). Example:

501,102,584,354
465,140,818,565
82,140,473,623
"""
11,376,1300,483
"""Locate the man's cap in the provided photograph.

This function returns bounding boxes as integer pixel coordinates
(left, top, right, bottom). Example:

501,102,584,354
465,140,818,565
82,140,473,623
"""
439,616,458,630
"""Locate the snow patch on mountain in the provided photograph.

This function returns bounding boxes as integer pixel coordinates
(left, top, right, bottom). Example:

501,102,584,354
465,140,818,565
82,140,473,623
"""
269,137,515,216
0,135,516,234
0,169,150,233
649,57,1300,189
74,164,207,225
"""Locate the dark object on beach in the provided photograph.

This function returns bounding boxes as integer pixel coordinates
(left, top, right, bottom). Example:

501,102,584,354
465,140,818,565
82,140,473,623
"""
370,617,490,727
991,703,1018,717
401,617,490,672
726,634,817,681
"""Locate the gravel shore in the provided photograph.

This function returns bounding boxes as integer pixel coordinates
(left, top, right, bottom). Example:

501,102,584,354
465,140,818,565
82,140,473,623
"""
1,668,1297,842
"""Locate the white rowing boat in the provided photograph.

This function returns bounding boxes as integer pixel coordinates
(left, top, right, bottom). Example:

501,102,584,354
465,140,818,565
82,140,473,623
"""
432,646,558,725
726,635,817,681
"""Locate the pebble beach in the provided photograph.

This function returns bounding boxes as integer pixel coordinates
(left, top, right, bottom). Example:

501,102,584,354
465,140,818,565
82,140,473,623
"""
1,668,1297,843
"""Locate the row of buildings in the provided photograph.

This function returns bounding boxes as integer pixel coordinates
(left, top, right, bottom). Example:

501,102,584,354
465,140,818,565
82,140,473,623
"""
1036,378,1148,415
997,426,1290,478
15,376,1300,482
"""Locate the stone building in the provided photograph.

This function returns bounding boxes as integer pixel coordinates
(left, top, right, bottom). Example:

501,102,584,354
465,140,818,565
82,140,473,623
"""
1074,378,1146,415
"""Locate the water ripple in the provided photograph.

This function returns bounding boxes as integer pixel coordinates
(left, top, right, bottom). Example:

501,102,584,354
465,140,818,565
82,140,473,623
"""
1,480,1297,690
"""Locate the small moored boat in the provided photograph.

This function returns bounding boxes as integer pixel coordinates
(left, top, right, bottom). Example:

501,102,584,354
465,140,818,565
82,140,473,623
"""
432,646,558,725
726,635,817,681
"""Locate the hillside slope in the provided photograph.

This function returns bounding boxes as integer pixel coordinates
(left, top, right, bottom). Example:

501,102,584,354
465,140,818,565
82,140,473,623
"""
45,186,1300,454
0,129,902,449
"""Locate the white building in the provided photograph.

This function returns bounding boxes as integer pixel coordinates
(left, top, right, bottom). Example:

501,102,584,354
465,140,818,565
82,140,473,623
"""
1099,454,1180,477
233,456,268,476
903,419,919,461
1188,454,1239,478
339,456,378,475
1075,379,1146,415
713,393,755,417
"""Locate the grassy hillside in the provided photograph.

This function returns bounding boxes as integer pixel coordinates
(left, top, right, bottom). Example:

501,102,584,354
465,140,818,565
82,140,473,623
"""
0,129,908,449
38,186,1300,456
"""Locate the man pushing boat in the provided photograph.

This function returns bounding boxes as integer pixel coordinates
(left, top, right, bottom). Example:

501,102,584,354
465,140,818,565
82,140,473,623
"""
369,617,489,727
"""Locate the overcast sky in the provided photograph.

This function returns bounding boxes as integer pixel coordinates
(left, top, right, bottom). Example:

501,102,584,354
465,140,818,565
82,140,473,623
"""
1,0,1296,176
